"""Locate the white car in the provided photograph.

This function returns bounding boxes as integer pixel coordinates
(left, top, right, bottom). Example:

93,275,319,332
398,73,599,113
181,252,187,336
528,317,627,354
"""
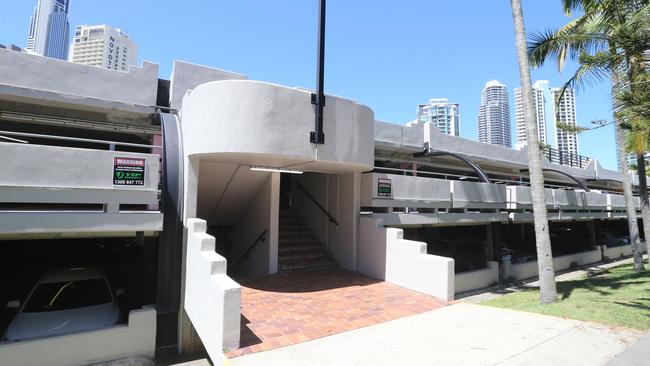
3,267,123,341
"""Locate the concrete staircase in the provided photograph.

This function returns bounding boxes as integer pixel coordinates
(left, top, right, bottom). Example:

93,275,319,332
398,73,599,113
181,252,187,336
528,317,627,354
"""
278,209,339,271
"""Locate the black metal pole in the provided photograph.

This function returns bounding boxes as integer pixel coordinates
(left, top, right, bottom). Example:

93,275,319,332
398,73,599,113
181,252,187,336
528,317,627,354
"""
310,0,326,144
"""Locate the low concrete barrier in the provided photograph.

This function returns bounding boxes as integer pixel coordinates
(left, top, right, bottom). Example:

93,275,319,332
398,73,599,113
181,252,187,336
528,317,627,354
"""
358,217,454,301
184,219,241,363
509,249,603,280
0,307,156,366
602,245,633,260
554,249,602,271
455,261,499,294
509,260,539,280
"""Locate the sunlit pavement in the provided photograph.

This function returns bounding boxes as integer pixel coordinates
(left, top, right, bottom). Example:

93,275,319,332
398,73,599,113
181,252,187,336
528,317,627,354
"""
230,303,642,366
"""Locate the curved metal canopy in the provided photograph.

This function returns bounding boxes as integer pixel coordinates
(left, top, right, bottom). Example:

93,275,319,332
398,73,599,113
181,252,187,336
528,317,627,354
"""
520,168,590,192
413,149,491,183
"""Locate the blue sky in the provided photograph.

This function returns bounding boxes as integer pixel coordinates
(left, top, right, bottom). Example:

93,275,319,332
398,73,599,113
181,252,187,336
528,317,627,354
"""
2,0,617,168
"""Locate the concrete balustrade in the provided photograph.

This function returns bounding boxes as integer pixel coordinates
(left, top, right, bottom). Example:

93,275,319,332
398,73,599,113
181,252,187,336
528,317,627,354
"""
506,186,554,210
455,261,499,294
0,142,162,236
361,173,451,209
603,245,633,260
451,180,507,209
184,219,241,363
507,248,606,281
0,307,156,366
358,217,454,301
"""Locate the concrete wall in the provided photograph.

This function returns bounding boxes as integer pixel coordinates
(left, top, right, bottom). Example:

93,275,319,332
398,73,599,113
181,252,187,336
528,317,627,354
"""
358,217,454,301
0,48,158,109
509,260,540,281
334,172,361,270
508,249,603,280
181,80,374,173
602,245,633,260
0,212,163,236
554,249,602,271
451,181,507,209
0,142,159,194
553,189,584,210
0,307,156,366
455,261,499,294
608,194,626,210
230,173,279,275
583,191,608,210
184,219,241,363
361,173,451,209
374,120,424,151
506,186,554,210
169,60,247,110
292,173,332,247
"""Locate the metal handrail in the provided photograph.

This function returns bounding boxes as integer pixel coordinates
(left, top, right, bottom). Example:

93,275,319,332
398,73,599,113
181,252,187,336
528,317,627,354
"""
368,166,626,194
0,130,161,149
293,181,339,225
233,229,267,270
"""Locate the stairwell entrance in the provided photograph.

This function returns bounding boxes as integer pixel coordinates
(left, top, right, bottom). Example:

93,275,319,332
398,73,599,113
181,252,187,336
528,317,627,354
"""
277,173,339,272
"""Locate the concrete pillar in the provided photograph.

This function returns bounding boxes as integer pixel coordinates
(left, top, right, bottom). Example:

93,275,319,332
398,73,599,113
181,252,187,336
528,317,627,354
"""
183,156,200,224
269,172,280,274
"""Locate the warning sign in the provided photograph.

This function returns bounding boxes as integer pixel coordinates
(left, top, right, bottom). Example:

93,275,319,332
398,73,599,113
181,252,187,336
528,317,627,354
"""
377,178,392,198
113,157,145,186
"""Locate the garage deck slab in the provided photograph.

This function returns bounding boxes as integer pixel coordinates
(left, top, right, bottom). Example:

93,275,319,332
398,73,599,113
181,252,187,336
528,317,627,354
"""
227,269,445,358
229,303,642,366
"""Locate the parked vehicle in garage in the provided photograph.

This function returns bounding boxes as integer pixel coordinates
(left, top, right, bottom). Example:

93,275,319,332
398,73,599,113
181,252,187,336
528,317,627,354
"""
3,267,123,341
600,231,629,247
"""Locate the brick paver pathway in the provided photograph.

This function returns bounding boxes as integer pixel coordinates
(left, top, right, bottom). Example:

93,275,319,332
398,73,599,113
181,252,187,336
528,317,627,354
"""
226,269,445,358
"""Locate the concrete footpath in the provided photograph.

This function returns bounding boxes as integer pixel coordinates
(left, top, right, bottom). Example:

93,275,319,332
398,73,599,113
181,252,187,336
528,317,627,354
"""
229,303,642,366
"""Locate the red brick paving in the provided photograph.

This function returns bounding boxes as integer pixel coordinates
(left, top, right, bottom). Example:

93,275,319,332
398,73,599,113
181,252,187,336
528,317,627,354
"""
226,269,446,358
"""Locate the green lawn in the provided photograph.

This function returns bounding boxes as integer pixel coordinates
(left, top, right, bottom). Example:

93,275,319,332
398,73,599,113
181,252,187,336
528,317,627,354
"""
481,262,650,330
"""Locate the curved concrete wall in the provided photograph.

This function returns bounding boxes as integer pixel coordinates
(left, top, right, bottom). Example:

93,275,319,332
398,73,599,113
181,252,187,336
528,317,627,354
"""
181,80,374,173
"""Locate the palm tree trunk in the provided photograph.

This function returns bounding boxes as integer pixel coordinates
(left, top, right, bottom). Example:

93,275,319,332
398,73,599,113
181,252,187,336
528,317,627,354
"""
511,0,557,304
614,111,645,271
613,62,646,271
637,154,650,258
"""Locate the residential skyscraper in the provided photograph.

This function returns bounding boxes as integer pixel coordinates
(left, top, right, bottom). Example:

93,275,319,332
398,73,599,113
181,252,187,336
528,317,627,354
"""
551,87,579,155
70,25,138,71
26,0,70,60
514,80,548,150
478,80,511,148
415,98,460,136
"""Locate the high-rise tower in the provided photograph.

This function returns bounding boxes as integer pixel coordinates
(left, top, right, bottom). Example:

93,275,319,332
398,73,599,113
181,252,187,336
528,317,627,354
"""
415,98,460,136
70,25,138,71
514,80,548,150
478,80,511,148
26,0,70,60
551,87,579,155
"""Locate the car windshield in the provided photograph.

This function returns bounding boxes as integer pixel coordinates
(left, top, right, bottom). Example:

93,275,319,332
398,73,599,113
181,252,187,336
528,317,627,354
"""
22,279,112,313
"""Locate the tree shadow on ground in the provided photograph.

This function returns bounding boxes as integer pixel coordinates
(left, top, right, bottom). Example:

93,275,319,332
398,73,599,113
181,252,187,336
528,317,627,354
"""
558,269,649,300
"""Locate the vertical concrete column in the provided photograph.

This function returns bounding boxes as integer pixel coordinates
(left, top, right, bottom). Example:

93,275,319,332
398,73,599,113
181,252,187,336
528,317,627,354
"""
338,172,361,271
183,156,200,224
269,172,280,274
179,155,200,354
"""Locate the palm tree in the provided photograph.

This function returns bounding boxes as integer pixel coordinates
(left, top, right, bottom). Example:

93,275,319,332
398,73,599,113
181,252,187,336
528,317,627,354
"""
528,0,648,271
511,0,558,304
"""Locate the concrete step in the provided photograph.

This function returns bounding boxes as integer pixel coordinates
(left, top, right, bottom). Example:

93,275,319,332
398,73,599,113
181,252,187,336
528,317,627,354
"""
278,244,326,254
279,238,323,248
279,233,319,242
278,247,330,260
278,256,340,271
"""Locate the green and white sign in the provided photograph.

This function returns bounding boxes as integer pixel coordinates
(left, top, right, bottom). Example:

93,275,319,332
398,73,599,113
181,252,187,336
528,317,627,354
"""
377,178,392,198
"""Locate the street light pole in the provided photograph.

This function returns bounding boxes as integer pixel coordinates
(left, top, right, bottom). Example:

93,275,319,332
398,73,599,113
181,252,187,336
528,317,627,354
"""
310,0,326,144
